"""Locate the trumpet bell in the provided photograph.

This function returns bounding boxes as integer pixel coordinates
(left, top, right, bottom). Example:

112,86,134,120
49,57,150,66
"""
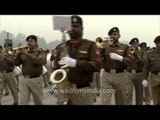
50,69,67,84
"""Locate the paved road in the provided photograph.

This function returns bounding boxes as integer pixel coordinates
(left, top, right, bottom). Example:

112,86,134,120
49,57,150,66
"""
1,84,153,105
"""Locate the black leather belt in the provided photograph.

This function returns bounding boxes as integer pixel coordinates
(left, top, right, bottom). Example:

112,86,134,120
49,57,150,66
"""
23,74,41,79
152,71,160,76
1,70,13,73
128,70,142,73
76,83,90,89
104,69,125,73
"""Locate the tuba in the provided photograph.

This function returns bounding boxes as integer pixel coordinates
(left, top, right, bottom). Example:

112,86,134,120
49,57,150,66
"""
50,29,68,84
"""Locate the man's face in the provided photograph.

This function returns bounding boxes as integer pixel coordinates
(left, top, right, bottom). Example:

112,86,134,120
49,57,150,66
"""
155,42,160,50
68,23,83,39
27,39,37,49
109,31,120,43
132,41,139,46
132,42,139,49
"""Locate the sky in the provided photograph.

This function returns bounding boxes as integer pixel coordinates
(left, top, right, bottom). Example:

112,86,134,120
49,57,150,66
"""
0,15,160,47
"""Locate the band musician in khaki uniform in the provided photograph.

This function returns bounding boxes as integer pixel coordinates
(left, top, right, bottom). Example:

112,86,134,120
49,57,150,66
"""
0,46,10,96
143,35,160,105
0,42,18,105
100,27,131,105
53,15,101,105
15,35,46,105
125,38,150,105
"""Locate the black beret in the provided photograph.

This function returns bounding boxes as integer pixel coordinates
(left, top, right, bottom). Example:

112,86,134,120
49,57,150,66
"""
139,42,147,48
129,38,139,45
108,27,119,35
26,35,37,42
154,35,160,43
71,15,83,26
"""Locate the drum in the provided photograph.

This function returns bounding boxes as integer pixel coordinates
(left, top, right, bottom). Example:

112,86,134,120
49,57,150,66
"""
13,66,21,76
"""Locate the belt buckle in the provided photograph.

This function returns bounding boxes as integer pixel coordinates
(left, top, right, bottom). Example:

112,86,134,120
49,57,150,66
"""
131,70,136,73
110,69,116,74
25,75,30,78
158,72,160,76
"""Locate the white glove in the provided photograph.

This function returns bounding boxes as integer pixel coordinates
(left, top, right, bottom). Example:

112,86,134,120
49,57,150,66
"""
142,80,148,87
109,53,123,62
58,56,76,68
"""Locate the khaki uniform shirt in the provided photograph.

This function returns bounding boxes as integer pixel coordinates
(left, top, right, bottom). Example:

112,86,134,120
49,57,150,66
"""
102,42,128,71
144,48,160,77
15,48,46,76
0,51,15,71
54,39,101,84
126,46,147,72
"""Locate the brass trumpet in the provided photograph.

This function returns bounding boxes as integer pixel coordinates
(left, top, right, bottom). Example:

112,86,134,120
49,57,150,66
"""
7,45,28,54
13,45,28,51
95,37,113,48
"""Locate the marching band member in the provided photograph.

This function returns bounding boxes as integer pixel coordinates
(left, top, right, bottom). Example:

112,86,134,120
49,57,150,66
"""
53,15,101,105
15,35,46,105
0,42,18,105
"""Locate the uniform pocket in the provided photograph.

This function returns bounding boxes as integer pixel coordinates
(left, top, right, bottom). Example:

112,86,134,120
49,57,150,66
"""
77,53,88,60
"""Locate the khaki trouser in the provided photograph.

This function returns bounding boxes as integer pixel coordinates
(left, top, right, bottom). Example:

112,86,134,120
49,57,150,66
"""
57,81,94,105
150,73,160,105
19,75,43,105
4,83,9,94
101,71,128,105
42,73,48,87
93,72,101,90
57,78,70,105
69,84,94,105
92,72,101,101
125,72,147,105
0,72,18,104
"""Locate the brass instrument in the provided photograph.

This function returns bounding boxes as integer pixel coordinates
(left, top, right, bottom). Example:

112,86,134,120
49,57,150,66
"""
7,45,28,55
50,29,68,84
13,45,28,51
49,29,70,105
95,37,113,48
